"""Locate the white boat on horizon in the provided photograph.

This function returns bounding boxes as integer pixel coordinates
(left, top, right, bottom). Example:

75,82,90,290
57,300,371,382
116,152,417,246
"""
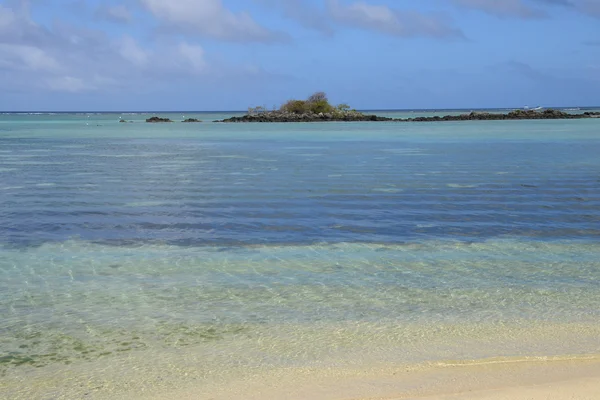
524,105,544,111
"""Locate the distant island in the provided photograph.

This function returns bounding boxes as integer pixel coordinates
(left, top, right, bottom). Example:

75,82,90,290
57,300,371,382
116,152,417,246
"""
217,92,600,123
220,92,389,122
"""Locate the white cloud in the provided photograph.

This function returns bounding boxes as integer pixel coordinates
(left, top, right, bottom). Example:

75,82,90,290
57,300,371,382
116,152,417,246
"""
96,4,132,23
451,0,547,18
0,43,61,71
46,76,90,92
0,4,17,29
451,0,600,19
334,2,397,25
254,0,334,36
140,0,289,43
118,35,149,67
0,3,201,93
0,2,275,98
327,0,463,38
177,42,207,72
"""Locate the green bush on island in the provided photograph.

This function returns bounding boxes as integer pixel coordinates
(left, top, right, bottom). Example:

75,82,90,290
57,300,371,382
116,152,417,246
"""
336,103,351,112
247,105,268,115
219,92,386,122
246,92,357,117
278,92,350,115
280,100,309,114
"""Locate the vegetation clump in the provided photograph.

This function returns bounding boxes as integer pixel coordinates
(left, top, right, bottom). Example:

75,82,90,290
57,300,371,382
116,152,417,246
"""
280,92,342,115
280,99,309,114
247,106,268,115
220,92,387,122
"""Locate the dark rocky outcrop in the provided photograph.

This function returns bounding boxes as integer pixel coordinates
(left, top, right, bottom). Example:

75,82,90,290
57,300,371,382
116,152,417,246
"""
217,109,600,123
146,116,173,123
404,109,584,122
220,110,392,123
182,118,202,123
119,119,128,123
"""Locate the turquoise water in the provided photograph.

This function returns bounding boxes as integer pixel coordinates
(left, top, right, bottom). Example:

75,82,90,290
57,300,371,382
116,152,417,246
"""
1,113,600,398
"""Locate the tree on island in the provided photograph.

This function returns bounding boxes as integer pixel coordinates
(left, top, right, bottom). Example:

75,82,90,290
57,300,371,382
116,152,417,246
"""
279,92,351,115
247,105,268,115
222,92,379,122
246,92,355,116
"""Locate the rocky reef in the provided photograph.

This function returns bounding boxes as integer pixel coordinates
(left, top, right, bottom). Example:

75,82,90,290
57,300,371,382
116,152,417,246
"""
218,109,600,123
219,91,600,123
182,118,202,123
405,109,600,122
220,91,393,123
220,110,391,123
146,116,173,123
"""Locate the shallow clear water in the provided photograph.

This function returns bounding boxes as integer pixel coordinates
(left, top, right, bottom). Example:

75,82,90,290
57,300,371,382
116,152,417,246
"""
1,113,599,398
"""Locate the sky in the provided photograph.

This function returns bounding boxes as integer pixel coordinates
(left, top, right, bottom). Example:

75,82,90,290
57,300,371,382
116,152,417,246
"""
0,0,598,111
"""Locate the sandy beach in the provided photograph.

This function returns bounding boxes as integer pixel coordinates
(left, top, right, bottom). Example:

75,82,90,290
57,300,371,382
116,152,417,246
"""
413,377,600,400
127,357,600,400
402,361,600,400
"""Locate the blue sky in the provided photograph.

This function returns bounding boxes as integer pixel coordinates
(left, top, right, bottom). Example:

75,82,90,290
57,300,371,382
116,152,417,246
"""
0,0,598,111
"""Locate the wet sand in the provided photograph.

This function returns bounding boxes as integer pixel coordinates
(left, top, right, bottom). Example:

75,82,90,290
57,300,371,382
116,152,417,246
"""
131,357,600,400
414,377,599,400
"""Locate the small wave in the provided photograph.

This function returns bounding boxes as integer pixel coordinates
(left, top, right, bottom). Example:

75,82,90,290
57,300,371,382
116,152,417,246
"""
448,184,478,188
372,188,403,193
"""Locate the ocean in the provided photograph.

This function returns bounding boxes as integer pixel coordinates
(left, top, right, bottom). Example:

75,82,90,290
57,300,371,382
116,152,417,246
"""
1,112,599,399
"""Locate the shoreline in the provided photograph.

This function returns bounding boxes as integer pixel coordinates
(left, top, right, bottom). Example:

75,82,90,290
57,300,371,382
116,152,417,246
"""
132,356,600,400
3,349,599,399
3,320,600,399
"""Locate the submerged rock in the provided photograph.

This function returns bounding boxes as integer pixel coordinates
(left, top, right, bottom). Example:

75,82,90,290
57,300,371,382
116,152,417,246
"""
146,116,173,123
